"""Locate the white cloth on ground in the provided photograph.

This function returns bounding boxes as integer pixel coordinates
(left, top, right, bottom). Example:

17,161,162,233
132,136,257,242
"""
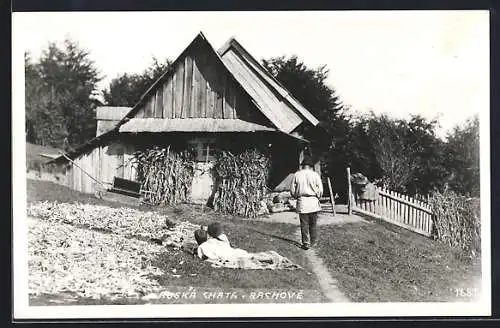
206,250,302,270
196,234,301,270
197,234,250,260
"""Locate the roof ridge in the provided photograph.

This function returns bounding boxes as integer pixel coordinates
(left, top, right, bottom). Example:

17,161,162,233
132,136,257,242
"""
226,38,291,96
50,32,317,163
220,37,319,127
50,33,210,163
112,33,209,129
203,35,289,131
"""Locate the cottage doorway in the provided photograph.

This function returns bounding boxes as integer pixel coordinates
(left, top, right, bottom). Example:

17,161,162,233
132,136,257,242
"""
268,137,301,190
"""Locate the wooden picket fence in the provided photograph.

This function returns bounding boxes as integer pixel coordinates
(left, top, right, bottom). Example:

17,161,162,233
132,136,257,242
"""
347,169,434,237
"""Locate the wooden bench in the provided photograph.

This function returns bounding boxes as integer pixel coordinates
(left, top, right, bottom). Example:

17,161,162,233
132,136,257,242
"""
109,177,142,198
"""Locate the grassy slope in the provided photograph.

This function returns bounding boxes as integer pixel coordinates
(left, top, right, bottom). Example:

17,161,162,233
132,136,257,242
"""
26,142,62,171
315,216,482,302
27,180,327,305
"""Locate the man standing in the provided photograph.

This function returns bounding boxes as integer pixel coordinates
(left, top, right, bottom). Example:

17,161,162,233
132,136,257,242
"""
290,158,323,250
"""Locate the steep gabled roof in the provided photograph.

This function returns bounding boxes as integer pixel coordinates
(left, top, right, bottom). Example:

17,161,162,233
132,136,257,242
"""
218,37,320,127
50,32,319,163
217,44,303,132
51,33,218,163
124,32,312,133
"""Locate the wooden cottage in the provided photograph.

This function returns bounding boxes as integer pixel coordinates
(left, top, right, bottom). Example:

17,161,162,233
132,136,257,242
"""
50,32,324,204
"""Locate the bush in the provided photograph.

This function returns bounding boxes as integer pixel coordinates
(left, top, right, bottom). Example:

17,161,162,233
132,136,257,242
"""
212,148,270,218
429,190,480,258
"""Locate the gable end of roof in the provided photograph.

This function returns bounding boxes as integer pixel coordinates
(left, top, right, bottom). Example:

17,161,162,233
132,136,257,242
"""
219,38,320,127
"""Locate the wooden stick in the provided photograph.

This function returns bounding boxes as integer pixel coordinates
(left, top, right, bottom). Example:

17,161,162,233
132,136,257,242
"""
327,177,336,216
390,190,395,221
347,167,352,215
403,194,408,225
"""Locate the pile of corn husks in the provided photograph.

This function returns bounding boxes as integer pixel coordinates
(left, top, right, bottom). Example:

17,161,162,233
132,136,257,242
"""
27,201,199,301
428,191,481,258
28,201,199,245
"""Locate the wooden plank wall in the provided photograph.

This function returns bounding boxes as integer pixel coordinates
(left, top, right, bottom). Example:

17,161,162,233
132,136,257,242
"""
123,143,137,181
64,141,138,194
135,47,266,124
102,142,120,185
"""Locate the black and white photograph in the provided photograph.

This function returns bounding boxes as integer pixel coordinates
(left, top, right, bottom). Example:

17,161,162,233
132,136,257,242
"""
12,10,490,319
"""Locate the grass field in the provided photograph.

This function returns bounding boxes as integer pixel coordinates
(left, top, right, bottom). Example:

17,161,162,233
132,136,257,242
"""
315,216,482,302
26,142,65,173
26,142,58,168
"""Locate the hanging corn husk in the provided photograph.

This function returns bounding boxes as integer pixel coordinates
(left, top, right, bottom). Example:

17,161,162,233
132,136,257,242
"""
212,148,270,218
132,146,195,206
428,190,481,258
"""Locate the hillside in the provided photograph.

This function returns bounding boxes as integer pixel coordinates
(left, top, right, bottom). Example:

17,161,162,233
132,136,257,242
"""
26,142,61,171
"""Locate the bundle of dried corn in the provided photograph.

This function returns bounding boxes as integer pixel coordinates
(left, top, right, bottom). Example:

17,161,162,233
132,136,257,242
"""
429,190,481,258
212,149,270,218
133,146,195,206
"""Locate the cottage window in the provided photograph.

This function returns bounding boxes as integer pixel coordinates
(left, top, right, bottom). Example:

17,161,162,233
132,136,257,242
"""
189,138,217,162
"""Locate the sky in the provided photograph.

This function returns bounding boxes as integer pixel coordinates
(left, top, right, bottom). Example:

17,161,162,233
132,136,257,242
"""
13,10,489,138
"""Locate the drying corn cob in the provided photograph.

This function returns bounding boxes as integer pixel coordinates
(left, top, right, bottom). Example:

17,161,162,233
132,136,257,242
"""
212,149,270,218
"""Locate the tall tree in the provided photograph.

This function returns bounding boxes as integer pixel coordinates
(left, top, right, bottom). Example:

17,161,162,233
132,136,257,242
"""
25,52,69,147
404,115,448,195
262,56,351,191
25,39,102,148
25,52,42,143
103,57,172,107
444,115,480,197
262,56,346,135
366,114,416,192
347,113,448,196
102,73,143,107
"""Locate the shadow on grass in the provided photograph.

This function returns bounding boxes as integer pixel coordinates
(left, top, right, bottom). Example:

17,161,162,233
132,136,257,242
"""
247,227,302,249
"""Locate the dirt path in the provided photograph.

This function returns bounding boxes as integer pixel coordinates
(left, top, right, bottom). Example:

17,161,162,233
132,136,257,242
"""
293,228,350,302
251,209,367,226
250,209,363,302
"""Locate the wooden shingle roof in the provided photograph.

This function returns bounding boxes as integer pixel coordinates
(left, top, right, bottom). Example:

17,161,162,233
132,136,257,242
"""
51,32,320,163
218,45,303,133
219,37,320,129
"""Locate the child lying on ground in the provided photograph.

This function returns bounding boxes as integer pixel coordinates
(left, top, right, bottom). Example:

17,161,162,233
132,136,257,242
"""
192,222,301,270
194,222,247,260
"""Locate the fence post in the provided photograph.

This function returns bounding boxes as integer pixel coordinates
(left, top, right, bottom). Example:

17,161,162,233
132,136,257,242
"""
347,167,352,215
327,177,336,216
